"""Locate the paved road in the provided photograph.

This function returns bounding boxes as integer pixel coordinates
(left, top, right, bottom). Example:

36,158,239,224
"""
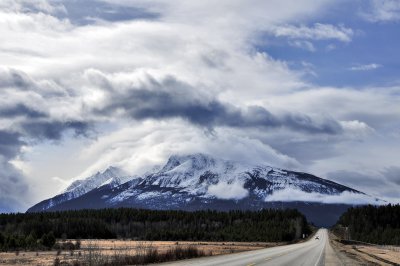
159,229,329,266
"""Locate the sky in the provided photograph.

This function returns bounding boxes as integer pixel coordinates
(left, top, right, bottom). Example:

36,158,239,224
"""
0,0,399,212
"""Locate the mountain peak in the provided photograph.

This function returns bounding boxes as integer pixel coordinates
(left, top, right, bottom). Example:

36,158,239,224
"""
102,166,127,177
63,166,128,197
161,153,217,172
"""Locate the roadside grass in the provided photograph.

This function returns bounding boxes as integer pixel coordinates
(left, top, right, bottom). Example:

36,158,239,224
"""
0,240,271,265
54,242,207,266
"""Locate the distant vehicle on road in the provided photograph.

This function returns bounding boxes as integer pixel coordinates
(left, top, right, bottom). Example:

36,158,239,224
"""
315,236,319,240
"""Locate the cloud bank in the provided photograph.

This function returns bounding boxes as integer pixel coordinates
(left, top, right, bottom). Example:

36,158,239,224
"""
265,188,384,205
208,181,249,200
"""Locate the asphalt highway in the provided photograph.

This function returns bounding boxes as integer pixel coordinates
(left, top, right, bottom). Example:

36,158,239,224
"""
158,229,329,266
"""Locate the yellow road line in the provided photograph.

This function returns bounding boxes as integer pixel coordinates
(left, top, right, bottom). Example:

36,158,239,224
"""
246,263,256,266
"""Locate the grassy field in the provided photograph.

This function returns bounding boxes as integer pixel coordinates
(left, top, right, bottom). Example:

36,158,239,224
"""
0,239,279,265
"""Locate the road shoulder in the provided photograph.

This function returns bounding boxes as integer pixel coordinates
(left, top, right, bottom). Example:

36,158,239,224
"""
328,232,398,266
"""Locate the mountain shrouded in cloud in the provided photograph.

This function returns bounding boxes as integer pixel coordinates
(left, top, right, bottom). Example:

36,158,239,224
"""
28,153,384,226
0,0,400,212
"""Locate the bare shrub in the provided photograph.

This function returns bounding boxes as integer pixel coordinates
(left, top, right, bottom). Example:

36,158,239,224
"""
161,245,205,262
75,239,81,250
54,257,60,266
55,242,208,266
54,240,79,251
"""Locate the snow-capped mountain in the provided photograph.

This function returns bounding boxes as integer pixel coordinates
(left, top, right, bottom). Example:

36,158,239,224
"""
27,153,379,226
64,166,130,198
29,166,134,211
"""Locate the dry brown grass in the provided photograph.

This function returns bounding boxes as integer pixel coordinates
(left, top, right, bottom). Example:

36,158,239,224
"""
0,240,272,265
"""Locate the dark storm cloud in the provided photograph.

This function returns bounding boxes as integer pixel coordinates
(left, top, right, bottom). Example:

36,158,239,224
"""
0,104,46,118
20,120,92,140
328,170,400,200
0,120,91,213
0,67,93,212
99,76,343,134
101,86,249,128
0,160,29,213
328,170,382,188
0,131,25,159
271,140,339,164
0,68,35,90
283,114,342,134
0,68,92,139
0,131,29,213
383,167,400,185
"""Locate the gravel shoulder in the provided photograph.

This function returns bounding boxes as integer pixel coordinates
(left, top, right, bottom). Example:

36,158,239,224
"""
329,232,400,266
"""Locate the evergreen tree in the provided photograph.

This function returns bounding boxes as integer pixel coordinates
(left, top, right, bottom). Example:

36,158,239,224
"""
0,232,4,250
0,208,311,250
335,204,400,245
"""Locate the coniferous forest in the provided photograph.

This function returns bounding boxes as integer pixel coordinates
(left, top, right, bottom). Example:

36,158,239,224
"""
335,204,400,245
0,208,311,251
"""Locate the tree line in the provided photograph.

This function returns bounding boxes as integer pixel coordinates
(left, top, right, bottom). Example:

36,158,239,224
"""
335,204,400,245
0,208,311,251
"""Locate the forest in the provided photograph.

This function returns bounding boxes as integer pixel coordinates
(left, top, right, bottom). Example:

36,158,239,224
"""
335,204,400,245
0,208,311,251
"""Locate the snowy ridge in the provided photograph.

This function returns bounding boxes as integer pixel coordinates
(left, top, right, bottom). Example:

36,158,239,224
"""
125,153,360,201
32,166,135,211
142,153,253,195
64,166,131,198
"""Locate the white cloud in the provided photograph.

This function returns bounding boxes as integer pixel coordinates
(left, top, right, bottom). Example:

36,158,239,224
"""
349,63,382,71
100,0,334,31
268,23,353,42
208,181,249,200
298,61,318,77
76,121,300,180
289,40,316,52
325,44,336,51
0,0,66,14
361,0,400,22
266,86,400,131
340,120,375,139
265,187,384,205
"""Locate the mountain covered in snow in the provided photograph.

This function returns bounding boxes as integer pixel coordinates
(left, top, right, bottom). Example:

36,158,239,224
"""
29,166,133,211
27,153,381,226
